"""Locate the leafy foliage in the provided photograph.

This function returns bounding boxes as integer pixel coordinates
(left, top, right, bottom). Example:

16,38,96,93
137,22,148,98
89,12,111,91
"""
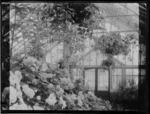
110,79,138,110
94,32,137,56
41,3,103,31
2,56,112,110
101,58,115,70
10,3,104,62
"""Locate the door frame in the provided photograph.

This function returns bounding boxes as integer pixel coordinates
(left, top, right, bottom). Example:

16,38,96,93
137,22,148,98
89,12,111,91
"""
83,66,111,97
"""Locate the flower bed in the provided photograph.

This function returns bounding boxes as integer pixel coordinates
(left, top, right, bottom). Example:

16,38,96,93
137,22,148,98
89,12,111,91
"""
2,56,112,110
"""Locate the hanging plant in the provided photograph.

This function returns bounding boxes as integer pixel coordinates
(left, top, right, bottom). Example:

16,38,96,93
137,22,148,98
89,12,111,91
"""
101,58,114,70
94,32,133,56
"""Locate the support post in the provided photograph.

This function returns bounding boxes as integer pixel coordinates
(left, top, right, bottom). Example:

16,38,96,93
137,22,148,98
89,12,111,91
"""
122,67,126,87
95,68,98,95
83,69,85,85
109,66,112,92
108,66,112,100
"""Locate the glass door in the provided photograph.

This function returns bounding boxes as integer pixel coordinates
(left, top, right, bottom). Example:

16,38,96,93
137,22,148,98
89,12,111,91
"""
95,68,110,100
83,68,110,100
97,69,109,91
84,69,95,94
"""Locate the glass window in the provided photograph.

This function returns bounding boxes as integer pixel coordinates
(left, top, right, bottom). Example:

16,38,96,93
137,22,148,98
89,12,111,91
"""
90,52,96,65
126,69,133,75
117,69,122,75
140,69,146,75
112,69,118,75
85,69,95,91
133,76,138,85
98,69,108,91
112,75,122,90
133,69,139,75
126,76,138,86
112,69,122,75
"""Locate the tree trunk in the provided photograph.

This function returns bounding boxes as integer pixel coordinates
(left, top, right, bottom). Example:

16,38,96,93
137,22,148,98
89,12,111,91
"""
63,41,74,81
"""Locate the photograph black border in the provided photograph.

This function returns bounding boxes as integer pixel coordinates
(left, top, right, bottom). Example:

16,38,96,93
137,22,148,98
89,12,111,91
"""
1,0,149,114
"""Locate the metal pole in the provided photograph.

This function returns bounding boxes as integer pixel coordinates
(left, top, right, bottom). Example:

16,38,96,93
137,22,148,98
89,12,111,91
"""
108,66,112,100
95,68,98,96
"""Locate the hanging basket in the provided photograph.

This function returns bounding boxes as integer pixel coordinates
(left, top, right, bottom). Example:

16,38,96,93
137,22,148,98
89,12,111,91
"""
95,32,131,56
101,59,114,70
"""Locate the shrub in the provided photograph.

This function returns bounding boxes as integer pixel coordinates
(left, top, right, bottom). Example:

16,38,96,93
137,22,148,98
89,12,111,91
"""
2,56,112,110
110,79,138,110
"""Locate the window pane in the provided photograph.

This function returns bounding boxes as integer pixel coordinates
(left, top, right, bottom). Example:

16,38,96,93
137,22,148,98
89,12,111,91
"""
112,69,122,75
117,69,122,75
133,69,139,75
98,69,108,91
126,69,133,75
112,69,118,75
85,69,95,91
140,69,146,75
112,76,122,90
133,76,138,85
90,52,96,65
126,76,138,87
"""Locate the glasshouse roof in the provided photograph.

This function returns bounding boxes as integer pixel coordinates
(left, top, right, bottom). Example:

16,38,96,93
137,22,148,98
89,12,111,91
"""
10,3,143,58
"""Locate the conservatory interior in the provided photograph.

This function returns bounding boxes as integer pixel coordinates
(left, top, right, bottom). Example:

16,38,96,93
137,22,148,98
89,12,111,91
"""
1,2,147,111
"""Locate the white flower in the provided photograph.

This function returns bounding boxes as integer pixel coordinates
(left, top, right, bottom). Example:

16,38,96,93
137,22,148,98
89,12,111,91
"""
56,85,61,89
10,103,29,110
32,79,39,85
22,84,35,99
9,76,16,86
60,78,69,85
41,63,48,72
14,70,22,81
17,90,23,98
65,94,72,102
56,85,64,95
56,89,64,96
45,93,57,106
47,83,54,90
10,99,31,110
32,88,38,93
68,82,75,89
37,96,41,100
34,89,38,93
31,66,36,72
18,103,29,110
9,86,17,104
10,71,20,86
9,103,19,110
42,73,54,79
33,105,44,110
59,97,66,109
11,102,31,110
78,91,85,100
10,71,16,76
16,83,21,91
18,97,24,104
17,90,24,104
23,56,38,66
88,91,95,97
28,105,33,110
77,96,83,107
70,94,77,100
